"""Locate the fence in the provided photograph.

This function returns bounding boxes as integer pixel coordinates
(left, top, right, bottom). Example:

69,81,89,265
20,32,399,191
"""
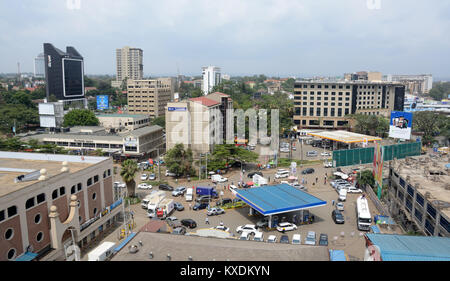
364,184,390,216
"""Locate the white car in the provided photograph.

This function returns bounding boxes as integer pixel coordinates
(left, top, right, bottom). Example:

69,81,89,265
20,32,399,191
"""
292,234,301,245
148,174,156,180
276,222,298,232
347,186,363,193
212,175,228,183
239,231,251,241
324,161,333,168
165,171,176,177
291,184,307,191
253,231,264,242
267,235,277,243
331,180,348,188
336,202,344,211
305,231,316,245
236,224,258,234
140,174,148,180
166,216,177,221
138,183,152,189
214,225,230,232
321,152,331,156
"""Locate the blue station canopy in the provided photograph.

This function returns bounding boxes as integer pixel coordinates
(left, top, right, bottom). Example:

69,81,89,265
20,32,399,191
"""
235,183,327,216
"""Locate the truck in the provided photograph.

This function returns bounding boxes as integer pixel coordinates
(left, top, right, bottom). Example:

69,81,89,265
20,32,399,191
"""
87,241,116,261
211,174,228,183
253,174,268,186
195,186,218,198
141,191,166,209
155,198,175,219
356,196,372,231
185,187,193,201
147,192,168,217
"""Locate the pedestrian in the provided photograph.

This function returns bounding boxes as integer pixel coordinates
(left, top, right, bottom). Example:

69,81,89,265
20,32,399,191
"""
324,175,327,184
268,176,271,182
332,200,335,206
315,177,318,183
301,178,305,184
220,221,224,226
189,203,192,210
205,217,209,225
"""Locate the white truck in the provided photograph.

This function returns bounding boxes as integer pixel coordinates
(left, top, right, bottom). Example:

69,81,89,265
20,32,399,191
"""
154,198,175,219
253,174,268,186
141,191,166,209
87,241,116,261
146,192,167,217
211,174,228,183
356,196,372,231
185,187,193,201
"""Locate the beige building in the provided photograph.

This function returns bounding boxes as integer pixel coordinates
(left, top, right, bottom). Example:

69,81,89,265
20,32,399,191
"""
96,114,150,132
0,151,122,261
165,92,233,156
111,46,143,88
293,80,405,129
127,78,174,118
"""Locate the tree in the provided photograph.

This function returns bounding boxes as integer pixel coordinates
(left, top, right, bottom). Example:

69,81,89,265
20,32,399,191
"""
120,159,139,197
208,144,259,171
413,111,448,145
0,104,39,133
357,170,375,188
165,143,195,177
428,82,450,101
63,109,99,127
151,116,165,129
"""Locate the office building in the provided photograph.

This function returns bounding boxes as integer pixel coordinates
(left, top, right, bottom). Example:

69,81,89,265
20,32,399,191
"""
387,156,450,237
385,74,433,95
96,114,150,132
43,43,85,102
34,53,45,78
111,46,143,88
165,92,233,156
127,78,173,118
293,80,405,129
202,66,221,95
0,151,122,261
344,71,382,82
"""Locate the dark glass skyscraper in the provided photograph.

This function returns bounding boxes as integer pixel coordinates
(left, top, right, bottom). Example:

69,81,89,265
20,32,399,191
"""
44,43,85,101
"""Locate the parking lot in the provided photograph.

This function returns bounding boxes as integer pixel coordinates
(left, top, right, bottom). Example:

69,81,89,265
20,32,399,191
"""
130,149,378,261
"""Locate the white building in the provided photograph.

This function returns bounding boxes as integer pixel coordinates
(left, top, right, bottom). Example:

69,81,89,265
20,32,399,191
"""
112,46,143,88
384,74,433,95
201,66,221,95
34,53,45,78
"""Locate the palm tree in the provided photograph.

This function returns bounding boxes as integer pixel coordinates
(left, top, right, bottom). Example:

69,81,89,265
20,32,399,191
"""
120,159,139,198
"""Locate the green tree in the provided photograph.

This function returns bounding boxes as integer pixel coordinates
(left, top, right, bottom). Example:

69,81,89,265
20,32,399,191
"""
428,82,450,101
151,116,165,129
357,170,375,187
63,109,99,127
120,159,139,197
413,111,448,145
165,143,195,177
0,104,39,133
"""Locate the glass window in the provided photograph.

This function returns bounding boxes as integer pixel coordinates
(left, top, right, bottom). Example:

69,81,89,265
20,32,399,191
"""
37,193,45,204
52,189,58,199
59,187,65,196
7,206,17,217
25,198,35,209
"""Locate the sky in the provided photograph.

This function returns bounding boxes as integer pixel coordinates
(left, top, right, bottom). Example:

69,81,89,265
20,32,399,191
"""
1,0,450,79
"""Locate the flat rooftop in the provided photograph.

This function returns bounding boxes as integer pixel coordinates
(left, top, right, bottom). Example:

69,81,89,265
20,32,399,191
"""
307,130,382,144
392,155,450,218
111,232,330,261
96,114,148,119
0,152,108,198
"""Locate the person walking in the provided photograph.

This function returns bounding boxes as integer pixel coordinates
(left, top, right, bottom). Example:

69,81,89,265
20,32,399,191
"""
189,203,192,211
205,217,210,225
332,200,335,206
315,177,318,184
324,175,327,184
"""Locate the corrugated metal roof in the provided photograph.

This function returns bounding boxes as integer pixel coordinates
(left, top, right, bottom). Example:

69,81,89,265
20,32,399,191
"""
366,234,450,261
235,183,327,216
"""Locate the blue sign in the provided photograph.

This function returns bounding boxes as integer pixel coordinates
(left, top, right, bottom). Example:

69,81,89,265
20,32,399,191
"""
388,111,413,140
168,107,187,111
96,95,109,110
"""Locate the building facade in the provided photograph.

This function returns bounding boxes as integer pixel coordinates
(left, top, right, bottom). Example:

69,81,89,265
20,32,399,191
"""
111,46,143,88
34,53,45,78
387,156,450,237
385,74,433,95
43,43,85,102
165,92,233,156
202,66,221,95
96,114,150,132
293,80,405,129
127,78,173,118
0,152,122,261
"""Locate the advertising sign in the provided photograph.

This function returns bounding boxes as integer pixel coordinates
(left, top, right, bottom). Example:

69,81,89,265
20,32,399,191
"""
96,95,109,110
388,111,413,140
168,107,187,111
373,142,384,199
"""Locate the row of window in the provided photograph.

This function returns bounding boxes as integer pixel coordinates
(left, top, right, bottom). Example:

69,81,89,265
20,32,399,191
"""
298,107,349,117
296,84,352,89
295,119,348,127
296,102,350,107
297,91,351,96
301,96,350,101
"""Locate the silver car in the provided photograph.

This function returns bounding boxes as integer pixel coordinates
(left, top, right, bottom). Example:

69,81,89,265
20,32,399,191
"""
305,231,316,245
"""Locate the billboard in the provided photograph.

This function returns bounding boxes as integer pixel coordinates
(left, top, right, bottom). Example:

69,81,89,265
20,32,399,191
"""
96,95,109,110
373,142,384,199
388,111,413,140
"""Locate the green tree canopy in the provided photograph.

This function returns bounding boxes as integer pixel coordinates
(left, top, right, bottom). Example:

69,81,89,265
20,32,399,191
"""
63,109,99,127
120,159,139,197
165,143,195,177
151,116,165,129
413,111,449,144
357,170,375,187
428,82,450,101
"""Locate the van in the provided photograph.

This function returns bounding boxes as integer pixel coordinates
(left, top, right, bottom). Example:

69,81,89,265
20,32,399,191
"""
253,232,264,242
338,188,348,202
306,151,318,157
185,188,193,201
211,174,227,183
275,171,289,179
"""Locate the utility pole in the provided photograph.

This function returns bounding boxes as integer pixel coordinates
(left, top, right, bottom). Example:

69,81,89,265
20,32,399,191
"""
205,153,208,179
157,148,161,181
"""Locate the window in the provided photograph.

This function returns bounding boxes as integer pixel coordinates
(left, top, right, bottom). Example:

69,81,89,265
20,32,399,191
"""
0,210,4,222
59,187,65,196
302,108,307,116
316,108,321,116
345,109,349,115
427,204,436,219
440,216,450,233
92,193,97,200
71,185,76,194
103,171,107,178
87,178,92,187
34,213,42,224
7,249,16,261
36,232,44,242
94,175,99,183
416,194,424,207
93,208,98,216
338,108,342,117
331,108,335,117
7,206,17,217
77,183,82,191
309,108,314,116
25,198,35,209
37,193,45,204
323,108,328,116
5,228,14,240
414,209,423,222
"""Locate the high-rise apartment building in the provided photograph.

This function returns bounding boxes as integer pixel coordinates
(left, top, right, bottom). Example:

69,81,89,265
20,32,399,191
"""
202,66,221,95
43,43,85,102
34,53,45,78
111,46,143,88
293,80,405,129
127,78,173,118
385,74,433,95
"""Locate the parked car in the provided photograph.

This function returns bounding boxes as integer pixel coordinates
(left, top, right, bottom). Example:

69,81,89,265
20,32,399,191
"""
336,202,344,211
319,233,328,246
331,179,348,188
247,171,263,178
292,234,301,245
138,183,152,189
214,225,230,232
172,226,186,235
347,186,363,193
280,235,290,244
196,195,213,203
193,202,209,211
180,219,197,228
236,224,258,235
321,152,331,157
332,209,345,224
276,222,298,233
159,184,174,191
301,168,315,175
166,216,177,221
211,174,228,183
140,174,148,180
239,231,251,241
275,170,290,179
306,151,318,157
172,186,187,196
324,161,333,168
291,183,308,191
267,235,277,243
256,217,269,228
305,231,316,245
207,207,225,216
253,232,264,242
165,170,176,177
216,198,233,206
148,173,156,180
174,202,184,211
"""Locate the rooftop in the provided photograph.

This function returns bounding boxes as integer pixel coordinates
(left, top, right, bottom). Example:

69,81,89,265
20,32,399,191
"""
189,97,220,107
366,233,450,261
96,114,149,119
0,152,107,197
307,130,382,144
111,232,330,261
392,155,450,218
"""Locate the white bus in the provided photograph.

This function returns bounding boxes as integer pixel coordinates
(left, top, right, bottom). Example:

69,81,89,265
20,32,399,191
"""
356,196,372,231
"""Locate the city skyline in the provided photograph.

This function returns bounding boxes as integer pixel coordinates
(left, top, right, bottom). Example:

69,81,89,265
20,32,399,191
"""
1,0,450,78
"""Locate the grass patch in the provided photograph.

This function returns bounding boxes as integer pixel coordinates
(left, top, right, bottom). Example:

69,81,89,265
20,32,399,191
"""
277,158,324,167
144,180,168,186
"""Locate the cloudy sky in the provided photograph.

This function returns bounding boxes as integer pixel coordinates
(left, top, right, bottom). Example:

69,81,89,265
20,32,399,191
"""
1,0,449,78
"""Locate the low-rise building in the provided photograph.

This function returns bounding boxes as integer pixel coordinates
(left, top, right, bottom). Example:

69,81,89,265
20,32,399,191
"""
96,114,151,132
0,151,122,261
